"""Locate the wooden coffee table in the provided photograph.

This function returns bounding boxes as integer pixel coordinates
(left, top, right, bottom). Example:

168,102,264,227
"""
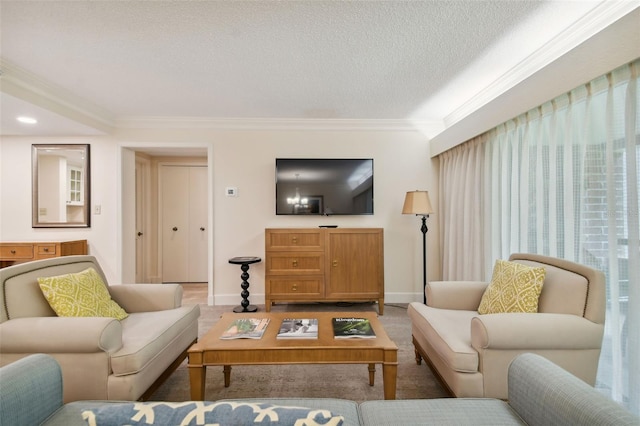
188,311,398,400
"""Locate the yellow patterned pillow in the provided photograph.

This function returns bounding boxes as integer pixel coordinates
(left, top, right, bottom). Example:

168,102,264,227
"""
478,259,546,314
38,267,128,320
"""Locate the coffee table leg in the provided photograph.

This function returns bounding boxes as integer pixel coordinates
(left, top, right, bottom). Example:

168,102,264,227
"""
382,363,398,400
189,365,206,400
223,365,232,387
368,363,376,386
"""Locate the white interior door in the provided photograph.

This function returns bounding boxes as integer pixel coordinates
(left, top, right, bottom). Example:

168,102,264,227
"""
161,165,208,283
188,166,208,282
162,166,190,282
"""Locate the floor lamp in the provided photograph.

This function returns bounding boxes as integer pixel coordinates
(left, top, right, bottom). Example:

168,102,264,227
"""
402,190,434,305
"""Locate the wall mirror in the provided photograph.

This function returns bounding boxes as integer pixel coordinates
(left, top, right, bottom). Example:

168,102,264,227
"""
32,144,91,228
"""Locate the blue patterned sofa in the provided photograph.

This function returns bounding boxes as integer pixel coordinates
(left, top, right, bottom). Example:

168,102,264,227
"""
1,353,637,425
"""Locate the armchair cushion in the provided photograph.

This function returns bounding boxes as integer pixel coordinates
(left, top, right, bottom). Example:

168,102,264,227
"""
110,305,199,376
37,268,128,320
409,302,479,373
478,260,545,314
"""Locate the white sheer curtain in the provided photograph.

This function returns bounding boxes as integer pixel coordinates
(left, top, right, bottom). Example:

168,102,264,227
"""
438,59,639,414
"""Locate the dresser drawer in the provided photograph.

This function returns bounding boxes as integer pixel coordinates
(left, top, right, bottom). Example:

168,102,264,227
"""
266,230,323,251
266,252,323,274
0,245,34,260
36,244,58,257
267,276,323,297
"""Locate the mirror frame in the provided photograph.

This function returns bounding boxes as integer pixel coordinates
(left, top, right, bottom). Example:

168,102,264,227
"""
32,144,91,228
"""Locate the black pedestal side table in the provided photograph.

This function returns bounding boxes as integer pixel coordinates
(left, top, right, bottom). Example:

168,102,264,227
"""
228,256,261,313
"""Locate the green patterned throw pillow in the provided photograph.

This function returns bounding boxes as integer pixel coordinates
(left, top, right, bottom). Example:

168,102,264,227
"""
82,401,344,426
38,267,128,320
477,259,546,314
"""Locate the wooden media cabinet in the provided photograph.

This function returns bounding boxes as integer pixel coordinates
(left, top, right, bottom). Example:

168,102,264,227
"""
265,228,384,314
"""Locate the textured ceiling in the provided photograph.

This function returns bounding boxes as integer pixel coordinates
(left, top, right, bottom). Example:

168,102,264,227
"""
0,1,634,137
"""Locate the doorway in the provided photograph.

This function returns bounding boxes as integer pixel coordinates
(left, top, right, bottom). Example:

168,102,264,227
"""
120,145,211,290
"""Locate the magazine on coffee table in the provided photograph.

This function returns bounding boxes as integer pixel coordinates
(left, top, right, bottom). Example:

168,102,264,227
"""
220,318,270,339
332,317,376,339
277,318,319,339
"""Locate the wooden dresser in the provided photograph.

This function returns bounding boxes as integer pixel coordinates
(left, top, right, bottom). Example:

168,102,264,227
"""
265,228,384,314
0,240,88,268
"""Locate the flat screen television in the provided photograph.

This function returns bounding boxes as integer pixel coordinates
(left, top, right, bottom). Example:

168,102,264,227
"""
275,158,374,215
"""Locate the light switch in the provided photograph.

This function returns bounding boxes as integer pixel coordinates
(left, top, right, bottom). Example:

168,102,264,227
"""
94,205,102,215
226,187,238,197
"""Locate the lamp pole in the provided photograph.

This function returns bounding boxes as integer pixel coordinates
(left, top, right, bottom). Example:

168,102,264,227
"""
402,190,434,306
421,215,428,305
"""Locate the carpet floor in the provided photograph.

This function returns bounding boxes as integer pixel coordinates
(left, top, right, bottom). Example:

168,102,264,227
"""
149,301,450,403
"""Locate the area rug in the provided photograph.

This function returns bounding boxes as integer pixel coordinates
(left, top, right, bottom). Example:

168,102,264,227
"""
149,302,450,403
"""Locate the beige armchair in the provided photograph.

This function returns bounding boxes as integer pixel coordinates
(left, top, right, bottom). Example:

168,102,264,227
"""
0,255,200,402
408,253,606,399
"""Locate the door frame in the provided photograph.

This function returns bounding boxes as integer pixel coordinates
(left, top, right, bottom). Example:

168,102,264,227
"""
117,142,214,303
135,156,151,283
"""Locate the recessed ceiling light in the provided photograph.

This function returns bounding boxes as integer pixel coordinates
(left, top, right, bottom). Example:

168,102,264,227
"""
17,116,37,124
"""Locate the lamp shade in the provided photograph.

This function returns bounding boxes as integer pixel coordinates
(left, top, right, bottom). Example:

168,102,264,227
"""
402,190,434,215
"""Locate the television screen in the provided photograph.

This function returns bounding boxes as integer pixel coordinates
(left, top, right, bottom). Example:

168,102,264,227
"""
275,158,374,215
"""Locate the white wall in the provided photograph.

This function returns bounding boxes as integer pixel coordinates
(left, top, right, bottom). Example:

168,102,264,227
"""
1,128,440,305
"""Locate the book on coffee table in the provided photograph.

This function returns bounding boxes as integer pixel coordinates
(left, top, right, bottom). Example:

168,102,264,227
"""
220,318,270,339
277,318,319,339
332,317,376,339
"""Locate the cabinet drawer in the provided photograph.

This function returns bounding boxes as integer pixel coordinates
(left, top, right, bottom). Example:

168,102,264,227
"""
267,276,323,296
266,252,323,274
266,230,323,251
36,244,58,257
0,245,34,260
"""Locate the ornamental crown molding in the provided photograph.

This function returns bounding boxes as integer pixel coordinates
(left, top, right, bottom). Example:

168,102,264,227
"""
115,116,442,133
444,1,639,129
0,58,115,133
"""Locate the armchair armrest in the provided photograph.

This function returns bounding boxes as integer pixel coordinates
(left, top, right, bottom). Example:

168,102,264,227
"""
0,317,122,353
471,313,604,350
108,283,183,312
427,281,488,310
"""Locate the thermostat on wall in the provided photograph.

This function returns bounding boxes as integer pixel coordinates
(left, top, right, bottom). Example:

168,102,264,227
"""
226,187,238,197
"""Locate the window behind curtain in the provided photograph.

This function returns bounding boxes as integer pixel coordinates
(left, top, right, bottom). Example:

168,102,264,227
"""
439,59,639,414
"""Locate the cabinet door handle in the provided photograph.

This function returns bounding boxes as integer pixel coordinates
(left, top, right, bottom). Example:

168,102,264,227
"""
43,247,49,252
172,227,178,231
292,259,298,267
10,250,16,254
332,260,338,267
291,237,298,244
292,286,297,292
200,227,205,231
137,232,143,236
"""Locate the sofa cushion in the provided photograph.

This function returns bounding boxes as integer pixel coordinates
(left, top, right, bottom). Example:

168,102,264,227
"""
110,305,199,376
359,399,526,425
408,303,479,373
478,260,545,314
37,268,128,320
81,401,344,426
221,398,359,426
